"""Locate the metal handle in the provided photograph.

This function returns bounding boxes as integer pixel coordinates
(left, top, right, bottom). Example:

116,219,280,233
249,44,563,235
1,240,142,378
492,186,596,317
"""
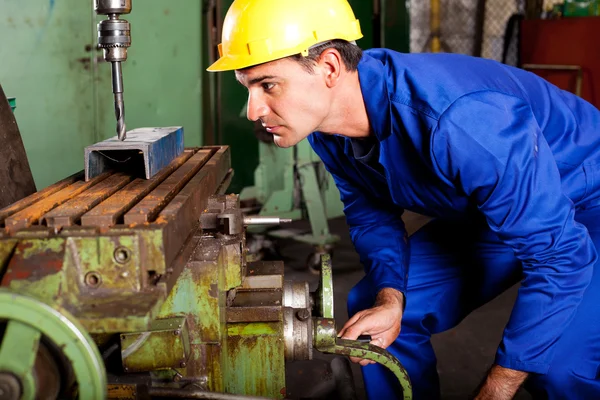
313,318,412,400
311,254,413,399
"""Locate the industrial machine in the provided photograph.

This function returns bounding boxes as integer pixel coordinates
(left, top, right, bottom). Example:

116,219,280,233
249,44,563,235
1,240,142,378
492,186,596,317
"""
0,130,411,399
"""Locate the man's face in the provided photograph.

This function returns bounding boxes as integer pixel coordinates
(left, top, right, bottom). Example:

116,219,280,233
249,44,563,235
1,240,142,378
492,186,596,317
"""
235,58,331,148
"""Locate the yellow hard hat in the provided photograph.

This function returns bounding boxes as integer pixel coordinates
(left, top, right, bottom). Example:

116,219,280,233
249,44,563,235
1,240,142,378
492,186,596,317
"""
207,0,362,72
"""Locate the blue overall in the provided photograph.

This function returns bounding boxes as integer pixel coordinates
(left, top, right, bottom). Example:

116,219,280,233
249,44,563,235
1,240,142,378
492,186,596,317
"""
308,49,600,399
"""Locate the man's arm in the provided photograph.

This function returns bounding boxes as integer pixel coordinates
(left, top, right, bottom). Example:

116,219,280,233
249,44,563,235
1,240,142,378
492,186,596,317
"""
432,91,596,392
474,365,528,400
308,133,409,356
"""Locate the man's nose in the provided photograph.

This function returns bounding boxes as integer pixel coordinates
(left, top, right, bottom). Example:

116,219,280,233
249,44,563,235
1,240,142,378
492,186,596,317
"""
246,92,269,122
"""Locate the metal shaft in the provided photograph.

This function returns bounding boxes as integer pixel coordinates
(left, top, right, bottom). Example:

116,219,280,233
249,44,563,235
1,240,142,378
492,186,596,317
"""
111,62,126,140
243,216,292,225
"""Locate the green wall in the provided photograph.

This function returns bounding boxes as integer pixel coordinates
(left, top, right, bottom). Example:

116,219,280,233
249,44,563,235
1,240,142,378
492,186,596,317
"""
0,0,204,190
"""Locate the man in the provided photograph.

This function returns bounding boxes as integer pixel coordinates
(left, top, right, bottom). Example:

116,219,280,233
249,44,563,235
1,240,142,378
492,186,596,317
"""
208,0,600,399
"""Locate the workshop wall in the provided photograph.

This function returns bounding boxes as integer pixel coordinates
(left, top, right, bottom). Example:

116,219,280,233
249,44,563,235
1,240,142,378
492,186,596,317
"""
0,0,205,190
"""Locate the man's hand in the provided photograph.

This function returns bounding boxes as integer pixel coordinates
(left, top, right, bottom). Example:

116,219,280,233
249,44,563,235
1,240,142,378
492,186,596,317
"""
337,288,404,366
474,365,528,400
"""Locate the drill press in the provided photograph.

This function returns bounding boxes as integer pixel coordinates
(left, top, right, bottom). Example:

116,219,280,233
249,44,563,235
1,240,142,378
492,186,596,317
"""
95,0,131,141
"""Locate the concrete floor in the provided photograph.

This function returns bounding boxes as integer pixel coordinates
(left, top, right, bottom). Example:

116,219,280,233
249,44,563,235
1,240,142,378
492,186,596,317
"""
276,212,532,400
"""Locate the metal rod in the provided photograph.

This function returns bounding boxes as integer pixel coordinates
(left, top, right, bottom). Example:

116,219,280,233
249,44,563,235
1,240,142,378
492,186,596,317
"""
243,216,292,225
147,387,271,400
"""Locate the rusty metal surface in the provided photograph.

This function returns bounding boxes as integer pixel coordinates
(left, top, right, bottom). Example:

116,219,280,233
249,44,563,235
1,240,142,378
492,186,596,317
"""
0,173,82,227
0,85,36,209
3,172,112,233
81,150,195,228
1,147,228,234
226,307,282,323
159,146,232,274
124,149,214,224
42,173,133,229
0,146,232,335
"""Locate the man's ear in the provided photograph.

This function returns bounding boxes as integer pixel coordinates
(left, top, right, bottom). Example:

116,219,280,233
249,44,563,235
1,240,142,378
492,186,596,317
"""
318,48,343,88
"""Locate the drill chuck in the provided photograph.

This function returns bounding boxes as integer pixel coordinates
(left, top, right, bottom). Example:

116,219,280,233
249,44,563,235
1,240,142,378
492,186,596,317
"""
97,18,131,62
95,0,132,15
95,0,132,141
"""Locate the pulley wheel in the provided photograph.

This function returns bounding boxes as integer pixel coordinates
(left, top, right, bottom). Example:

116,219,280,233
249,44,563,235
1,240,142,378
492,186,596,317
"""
0,289,106,399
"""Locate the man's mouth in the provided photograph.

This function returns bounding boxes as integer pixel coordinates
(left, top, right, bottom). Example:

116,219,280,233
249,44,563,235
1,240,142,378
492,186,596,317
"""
264,125,281,134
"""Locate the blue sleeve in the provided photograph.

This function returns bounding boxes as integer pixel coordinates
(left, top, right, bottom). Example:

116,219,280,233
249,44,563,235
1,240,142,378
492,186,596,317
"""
308,133,409,298
431,91,596,374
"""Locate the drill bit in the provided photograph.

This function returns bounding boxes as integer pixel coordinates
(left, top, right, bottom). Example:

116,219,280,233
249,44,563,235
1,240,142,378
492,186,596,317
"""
112,61,127,140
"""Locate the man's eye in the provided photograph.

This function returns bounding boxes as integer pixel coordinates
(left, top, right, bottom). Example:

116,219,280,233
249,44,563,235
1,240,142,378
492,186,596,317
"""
262,82,275,91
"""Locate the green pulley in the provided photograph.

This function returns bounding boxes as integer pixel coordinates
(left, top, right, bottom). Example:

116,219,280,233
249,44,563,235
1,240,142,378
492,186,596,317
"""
0,289,106,400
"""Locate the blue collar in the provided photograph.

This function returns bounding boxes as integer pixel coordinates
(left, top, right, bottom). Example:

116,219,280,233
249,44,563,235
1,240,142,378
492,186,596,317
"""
357,52,392,141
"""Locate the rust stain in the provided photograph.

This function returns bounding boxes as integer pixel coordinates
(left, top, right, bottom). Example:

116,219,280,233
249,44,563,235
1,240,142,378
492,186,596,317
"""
208,283,218,298
2,243,64,284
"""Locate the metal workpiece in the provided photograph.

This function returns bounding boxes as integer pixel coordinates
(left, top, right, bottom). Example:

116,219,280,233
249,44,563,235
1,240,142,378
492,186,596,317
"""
84,126,184,180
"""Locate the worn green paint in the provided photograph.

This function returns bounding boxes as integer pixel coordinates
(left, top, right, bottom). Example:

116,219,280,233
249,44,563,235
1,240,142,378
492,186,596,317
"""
8,272,63,305
159,265,222,343
121,317,189,371
225,322,285,399
134,228,167,275
69,236,141,291
314,254,334,319
0,320,40,399
20,237,65,260
227,322,279,336
0,290,106,399
220,243,243,290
